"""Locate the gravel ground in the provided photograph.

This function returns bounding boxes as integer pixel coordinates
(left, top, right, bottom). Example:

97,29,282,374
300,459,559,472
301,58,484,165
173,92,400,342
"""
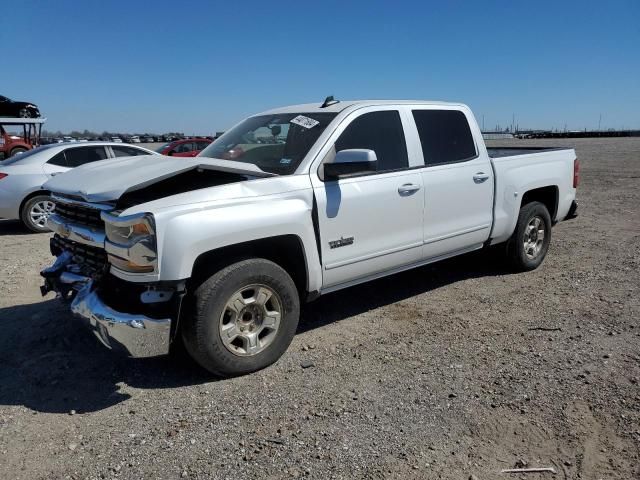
0,137,638,479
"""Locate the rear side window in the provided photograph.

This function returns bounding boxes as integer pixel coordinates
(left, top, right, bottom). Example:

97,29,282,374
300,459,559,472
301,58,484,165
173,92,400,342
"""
412,110,476,165
335,111,408,173
65,146,108,167
48,151,68,167
112,146,148,157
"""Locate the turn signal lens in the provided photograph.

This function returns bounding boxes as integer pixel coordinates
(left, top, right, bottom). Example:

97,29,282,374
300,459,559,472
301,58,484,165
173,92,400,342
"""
107,254,155,273
131,223,151,235
573,158,580,188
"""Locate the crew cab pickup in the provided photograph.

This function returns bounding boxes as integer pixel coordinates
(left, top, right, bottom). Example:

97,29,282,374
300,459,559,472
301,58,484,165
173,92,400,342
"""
40,99,578,376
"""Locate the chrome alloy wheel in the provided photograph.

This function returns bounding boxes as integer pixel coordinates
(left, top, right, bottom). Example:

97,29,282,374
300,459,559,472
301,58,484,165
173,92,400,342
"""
523,215,545,260
219,284,282,356
30,200,55,228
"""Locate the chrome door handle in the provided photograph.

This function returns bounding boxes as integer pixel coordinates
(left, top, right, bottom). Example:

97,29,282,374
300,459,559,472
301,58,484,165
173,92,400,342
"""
473,172,490,183
398,183,421,195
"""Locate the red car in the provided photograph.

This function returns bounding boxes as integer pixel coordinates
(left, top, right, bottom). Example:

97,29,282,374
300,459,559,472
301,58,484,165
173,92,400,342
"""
156,138,212,157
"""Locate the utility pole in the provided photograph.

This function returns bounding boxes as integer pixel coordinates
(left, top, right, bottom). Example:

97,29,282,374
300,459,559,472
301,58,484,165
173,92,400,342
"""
482,114,485,132
598,113,602,131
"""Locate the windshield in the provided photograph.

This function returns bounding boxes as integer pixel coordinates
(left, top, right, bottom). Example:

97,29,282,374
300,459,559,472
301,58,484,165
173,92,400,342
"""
156,142,172,153
199,112,337,174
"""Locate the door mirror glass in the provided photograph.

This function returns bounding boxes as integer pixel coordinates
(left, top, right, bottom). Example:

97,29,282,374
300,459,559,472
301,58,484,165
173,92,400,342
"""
324,149,377,180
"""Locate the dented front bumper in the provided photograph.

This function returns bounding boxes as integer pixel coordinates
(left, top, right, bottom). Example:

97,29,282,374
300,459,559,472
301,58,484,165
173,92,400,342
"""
40,244,183,358
70,282,172,358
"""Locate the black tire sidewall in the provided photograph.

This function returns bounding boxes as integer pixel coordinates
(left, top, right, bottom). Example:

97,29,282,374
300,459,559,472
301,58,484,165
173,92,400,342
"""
183,259,300,377
21,195,52,233
510,202,552,270
10,148,27,157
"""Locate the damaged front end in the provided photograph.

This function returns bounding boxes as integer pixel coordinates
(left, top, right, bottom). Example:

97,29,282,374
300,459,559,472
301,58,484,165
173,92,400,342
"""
40,195,184,358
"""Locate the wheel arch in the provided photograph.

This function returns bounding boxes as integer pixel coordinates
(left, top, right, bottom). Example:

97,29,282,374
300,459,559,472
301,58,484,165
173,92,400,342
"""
520,185,559,221
19,189,52,215
190,235,310,296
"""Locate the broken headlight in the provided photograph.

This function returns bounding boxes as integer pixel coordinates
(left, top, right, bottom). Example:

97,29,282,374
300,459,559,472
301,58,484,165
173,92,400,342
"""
102,212,158,274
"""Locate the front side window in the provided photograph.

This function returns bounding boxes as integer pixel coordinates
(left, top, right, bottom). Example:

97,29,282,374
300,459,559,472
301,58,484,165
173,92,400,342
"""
65,146,108,167
156,142,172,153
174,142,195,154
412,110,476,166
335,110,408,173
200,112,337,174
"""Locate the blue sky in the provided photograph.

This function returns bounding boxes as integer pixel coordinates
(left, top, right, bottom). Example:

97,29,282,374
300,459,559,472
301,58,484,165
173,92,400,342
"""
3,0,639,134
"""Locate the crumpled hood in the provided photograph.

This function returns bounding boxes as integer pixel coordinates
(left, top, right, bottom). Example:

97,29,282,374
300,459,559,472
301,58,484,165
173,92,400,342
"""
43,155,274,203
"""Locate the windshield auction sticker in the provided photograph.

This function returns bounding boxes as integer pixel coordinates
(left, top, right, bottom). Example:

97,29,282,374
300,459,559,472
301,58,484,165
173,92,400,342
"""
290,115,320,129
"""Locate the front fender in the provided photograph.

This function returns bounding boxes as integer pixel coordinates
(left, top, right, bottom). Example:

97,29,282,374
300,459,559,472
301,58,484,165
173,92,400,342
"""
155,195,322,292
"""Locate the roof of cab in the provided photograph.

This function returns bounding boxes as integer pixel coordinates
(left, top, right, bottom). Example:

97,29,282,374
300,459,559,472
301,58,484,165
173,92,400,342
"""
257,99,466,116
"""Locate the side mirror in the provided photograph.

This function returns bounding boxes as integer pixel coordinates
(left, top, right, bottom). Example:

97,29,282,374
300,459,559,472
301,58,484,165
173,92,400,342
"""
323,149,377,180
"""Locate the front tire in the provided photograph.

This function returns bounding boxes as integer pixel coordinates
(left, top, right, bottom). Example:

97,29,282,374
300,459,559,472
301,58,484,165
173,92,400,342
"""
505,201,552,271
18,108,32,118
182,258,300,377
21,195,55,233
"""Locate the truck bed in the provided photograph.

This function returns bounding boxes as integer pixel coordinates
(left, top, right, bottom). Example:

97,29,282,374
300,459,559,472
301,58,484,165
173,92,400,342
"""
488,144,577,245
487,146,568,158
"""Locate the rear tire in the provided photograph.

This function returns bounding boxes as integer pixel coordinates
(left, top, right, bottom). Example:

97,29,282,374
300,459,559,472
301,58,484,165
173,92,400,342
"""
182,258,300,377
21,195,55,233
505,201,552,271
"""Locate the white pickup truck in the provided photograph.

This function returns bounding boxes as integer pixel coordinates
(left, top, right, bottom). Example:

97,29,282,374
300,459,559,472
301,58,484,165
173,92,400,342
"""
40,99,578,376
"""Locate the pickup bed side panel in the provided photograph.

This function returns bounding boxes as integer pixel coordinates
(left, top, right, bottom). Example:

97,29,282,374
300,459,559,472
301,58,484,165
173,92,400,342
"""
490,149,576,244
154,192,322,292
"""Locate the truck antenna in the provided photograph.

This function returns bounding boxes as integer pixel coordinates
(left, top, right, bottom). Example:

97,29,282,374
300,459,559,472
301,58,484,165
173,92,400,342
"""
320,96,339,108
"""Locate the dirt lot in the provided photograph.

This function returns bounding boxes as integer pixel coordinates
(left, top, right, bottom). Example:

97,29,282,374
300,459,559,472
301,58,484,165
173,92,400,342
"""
1,138,638,479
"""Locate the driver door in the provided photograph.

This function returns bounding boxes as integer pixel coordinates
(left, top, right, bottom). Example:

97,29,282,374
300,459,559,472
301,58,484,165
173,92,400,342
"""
311,108,425,289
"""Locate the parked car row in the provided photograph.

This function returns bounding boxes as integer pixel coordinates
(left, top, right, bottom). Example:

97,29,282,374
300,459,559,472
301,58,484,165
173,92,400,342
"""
0,142,156,231
39,134,217,145
0,134,217,231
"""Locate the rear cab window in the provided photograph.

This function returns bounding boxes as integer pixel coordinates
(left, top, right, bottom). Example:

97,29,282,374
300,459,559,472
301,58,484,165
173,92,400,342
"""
412,109,477,166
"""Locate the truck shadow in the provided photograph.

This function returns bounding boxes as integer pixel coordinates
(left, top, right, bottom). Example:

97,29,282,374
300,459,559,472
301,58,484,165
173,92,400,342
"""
299,248,512,333
0,219,34,235
0,249,513,414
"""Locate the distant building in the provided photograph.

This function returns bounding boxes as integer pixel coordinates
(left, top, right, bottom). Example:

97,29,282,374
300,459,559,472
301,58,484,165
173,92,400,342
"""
482,132,514,140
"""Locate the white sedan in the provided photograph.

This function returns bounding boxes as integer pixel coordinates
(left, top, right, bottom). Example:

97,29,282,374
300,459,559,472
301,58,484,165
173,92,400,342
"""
0,142,158,232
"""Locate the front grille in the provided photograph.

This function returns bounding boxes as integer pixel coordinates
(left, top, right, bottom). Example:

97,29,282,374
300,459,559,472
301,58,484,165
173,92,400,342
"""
51,234,108,276
53,201,105,228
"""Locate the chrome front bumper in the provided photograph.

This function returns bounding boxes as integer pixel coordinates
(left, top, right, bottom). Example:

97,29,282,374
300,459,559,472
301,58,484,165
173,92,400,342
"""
70,282,171,358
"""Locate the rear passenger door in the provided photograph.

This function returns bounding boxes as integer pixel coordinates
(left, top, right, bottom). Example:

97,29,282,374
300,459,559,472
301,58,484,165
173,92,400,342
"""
410,107,494,259
311,108,425,289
